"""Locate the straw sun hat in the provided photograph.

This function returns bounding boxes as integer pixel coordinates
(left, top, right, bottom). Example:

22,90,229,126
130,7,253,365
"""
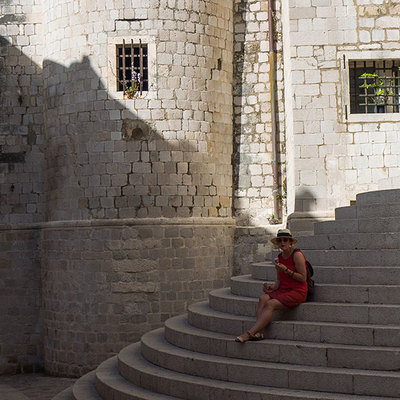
271,228,298,245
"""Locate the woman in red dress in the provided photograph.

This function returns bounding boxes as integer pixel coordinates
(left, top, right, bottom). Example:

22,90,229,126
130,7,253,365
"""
235,229,308,343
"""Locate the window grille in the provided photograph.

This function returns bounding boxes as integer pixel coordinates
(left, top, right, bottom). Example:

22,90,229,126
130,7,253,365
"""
349,59,400,114
116,40,148,97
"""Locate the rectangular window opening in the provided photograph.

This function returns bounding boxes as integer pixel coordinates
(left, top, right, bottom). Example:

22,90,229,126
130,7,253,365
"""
116,40,148,96
349,59,400,114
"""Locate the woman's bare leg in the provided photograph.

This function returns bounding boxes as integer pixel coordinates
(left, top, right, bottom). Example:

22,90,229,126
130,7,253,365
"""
256,293,271,320
235,298,286,342
249,298,286,335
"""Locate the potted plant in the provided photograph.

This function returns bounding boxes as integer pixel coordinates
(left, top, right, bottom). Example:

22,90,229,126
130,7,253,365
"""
360,72,395,113
124,71,141,99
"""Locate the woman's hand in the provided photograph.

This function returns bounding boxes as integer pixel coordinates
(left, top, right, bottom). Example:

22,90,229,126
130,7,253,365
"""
263,282,274,293
274,258,288,273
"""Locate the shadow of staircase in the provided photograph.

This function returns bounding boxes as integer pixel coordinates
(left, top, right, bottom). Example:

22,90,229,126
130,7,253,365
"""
54,188,400,399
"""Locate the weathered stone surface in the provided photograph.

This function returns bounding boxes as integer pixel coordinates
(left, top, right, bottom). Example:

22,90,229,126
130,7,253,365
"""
40,219,234,376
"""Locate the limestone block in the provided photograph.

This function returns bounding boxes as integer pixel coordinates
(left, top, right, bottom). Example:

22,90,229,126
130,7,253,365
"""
292,30,328,45
369,131,387,144
372,29,385,41
297,18,313,32
290,6,316,20
357,168,372,184
387,29,400,41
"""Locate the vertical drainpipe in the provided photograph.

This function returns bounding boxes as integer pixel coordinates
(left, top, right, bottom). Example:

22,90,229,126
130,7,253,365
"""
268,0,280,220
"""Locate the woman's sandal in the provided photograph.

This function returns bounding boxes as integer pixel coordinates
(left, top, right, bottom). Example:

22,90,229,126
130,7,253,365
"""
249,332,264,341
235,331,264,343
235,331,251,343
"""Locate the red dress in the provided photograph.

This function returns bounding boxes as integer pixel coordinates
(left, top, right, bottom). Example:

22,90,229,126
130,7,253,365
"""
268,250,308,307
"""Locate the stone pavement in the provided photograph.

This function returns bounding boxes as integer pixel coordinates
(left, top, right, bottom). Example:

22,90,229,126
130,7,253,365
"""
0,374,76,400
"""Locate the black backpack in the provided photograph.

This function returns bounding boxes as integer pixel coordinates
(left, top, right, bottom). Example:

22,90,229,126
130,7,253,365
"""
293,249,314,301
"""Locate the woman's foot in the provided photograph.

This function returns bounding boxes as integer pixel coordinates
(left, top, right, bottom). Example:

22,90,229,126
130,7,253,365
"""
234,331,251,343
235,331,264,343
249,332,264,341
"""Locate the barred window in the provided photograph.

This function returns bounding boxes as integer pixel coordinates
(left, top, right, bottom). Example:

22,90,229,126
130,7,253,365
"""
116,40,148,97
349,59,400,114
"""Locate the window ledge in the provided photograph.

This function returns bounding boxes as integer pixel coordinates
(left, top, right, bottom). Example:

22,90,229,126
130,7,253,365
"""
347,112,400,123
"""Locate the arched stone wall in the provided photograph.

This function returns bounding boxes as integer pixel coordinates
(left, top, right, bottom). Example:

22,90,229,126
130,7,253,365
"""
39,0,235,376
41,0,234,221
41,218,234,377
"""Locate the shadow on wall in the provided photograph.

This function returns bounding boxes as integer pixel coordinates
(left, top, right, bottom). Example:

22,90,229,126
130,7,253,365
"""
233,186,332,276
0,36,44,224
0,41,231,223
0,36,235,376
231,2,289,276
42,55,197,222
232,0,284,227
231,0,284,273
42,54,232,221
287,187,333,236
0,34,45,373
38,52,232,215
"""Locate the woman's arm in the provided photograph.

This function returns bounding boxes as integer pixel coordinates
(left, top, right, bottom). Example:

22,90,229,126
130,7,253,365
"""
263,266,281,292
288,251,307,282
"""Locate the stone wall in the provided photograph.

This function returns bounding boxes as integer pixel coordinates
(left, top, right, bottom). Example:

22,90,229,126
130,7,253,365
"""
0,225,42,374
2,0,400,378
0,0,44,224
42,0,234,221
233,0,287,226
41,218,234,377
1,0,236,377
290,1,400,214
233,226,278,275
232,0,400,224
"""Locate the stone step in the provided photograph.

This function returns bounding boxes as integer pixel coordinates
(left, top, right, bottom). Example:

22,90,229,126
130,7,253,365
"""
51,372,100,400
51,387,73,400
168,312,400,351
334,205,357,220
72,371,102,400
334,201,400,220
95,356,178,400
231,275,400,304
297,232,400,250
189,299,400,345
290,249,400,266
357,202,400,218
356,189,400,206
312,219,357,235
287,211,334,235
313,216,400,235
139,327,400,398
51,372,101,400
265,248,400,266
251,263,400,285
185,309,400,371
117,341,391,400
208,287,400,325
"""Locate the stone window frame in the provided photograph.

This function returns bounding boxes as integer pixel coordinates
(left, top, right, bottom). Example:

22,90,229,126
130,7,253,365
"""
116,41,149,94
340,50,400,123
107,35,156,100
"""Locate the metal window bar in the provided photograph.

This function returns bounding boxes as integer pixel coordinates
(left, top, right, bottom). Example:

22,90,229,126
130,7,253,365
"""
350,59,400,114
122,39,126,97
131,39,134,95
139,39,143,95
117,42,148,96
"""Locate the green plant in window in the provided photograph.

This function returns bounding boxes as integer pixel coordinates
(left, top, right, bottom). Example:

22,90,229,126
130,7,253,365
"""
126,82,139,99
125,71,140,99
268,214,279,225
360,72,396,106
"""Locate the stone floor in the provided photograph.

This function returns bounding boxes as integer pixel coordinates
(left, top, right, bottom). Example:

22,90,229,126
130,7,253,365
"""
0,373,76,400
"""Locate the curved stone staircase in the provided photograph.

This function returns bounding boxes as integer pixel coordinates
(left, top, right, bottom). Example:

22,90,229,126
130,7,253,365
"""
54,189,400,399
